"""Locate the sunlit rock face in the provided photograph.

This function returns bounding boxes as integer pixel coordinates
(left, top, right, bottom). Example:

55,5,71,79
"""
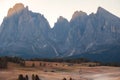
7,3,25,17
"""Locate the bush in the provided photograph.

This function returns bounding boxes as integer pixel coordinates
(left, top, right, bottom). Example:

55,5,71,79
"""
63,78,67,80
35,75,40,80
18,74,24,80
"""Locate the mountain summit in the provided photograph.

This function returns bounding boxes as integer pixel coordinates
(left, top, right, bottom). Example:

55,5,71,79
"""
0,3,120,62
0,3,55,58
7,3,25,17
71,11,87,20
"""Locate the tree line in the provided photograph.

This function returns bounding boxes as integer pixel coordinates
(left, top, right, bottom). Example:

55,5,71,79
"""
29,57,90,63
0,56,25,69
0,57,7,69
0,56,120,68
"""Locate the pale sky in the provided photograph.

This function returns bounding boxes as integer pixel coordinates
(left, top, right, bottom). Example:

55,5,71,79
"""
0,0,120,27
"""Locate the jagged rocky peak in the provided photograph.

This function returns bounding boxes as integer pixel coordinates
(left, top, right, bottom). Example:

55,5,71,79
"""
96,6,111,15
7,3,25,17
96,6,120,19
57,16,67,22
71,11,87,20
97,7,105,13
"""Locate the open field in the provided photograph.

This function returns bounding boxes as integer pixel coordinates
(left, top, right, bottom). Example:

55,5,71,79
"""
0,61,120,80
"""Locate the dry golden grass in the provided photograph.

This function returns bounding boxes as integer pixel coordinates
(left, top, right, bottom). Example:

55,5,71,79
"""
0,61,120,80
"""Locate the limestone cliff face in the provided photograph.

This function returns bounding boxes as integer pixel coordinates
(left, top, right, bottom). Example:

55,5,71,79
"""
0,3,120,62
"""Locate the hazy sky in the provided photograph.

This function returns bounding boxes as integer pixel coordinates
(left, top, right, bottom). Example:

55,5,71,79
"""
0,0,120,27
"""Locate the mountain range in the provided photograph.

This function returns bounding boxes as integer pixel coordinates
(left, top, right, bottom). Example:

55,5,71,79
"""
0,3,120,63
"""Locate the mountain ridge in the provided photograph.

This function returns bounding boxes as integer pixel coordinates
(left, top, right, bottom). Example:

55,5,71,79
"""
0,3,120,63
